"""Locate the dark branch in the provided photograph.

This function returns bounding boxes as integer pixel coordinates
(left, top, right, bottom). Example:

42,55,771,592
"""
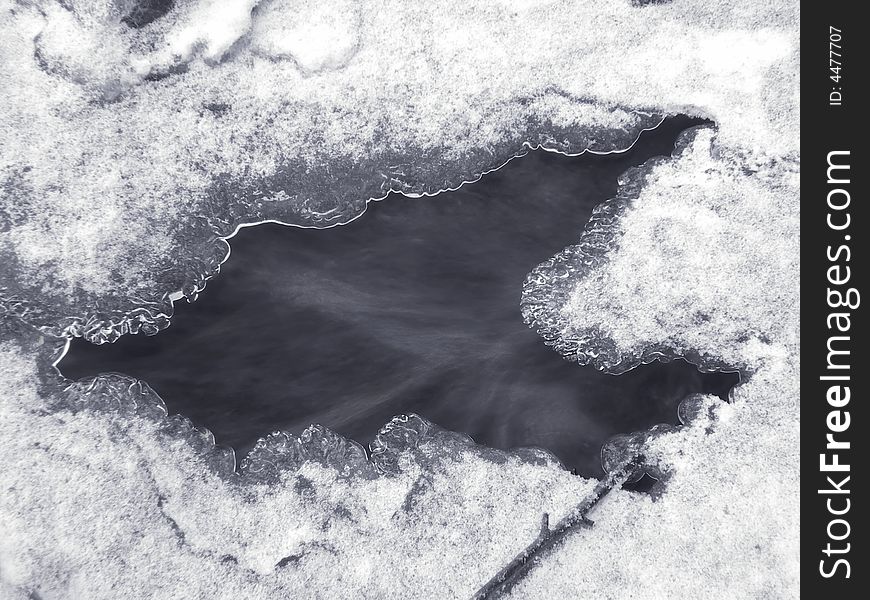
472,455,645,600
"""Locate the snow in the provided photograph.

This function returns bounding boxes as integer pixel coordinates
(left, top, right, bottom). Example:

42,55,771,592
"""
0,333,594,598
523,126,799,375
1,0,799,597
516,127,799,598
1,0,794,341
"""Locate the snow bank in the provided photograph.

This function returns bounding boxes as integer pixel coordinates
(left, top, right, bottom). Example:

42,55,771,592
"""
514,125,799,598
0,330,593,598
2,0,794,342
523,126,799,375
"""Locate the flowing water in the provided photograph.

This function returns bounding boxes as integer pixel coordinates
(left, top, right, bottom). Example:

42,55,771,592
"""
60,117,737,477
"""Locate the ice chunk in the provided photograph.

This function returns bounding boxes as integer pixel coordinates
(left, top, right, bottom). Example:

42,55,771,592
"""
523,126,799,374
241,426,374,483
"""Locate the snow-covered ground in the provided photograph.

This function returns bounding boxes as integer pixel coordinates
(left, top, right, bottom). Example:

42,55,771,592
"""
1,0,798,597
516,126,799,598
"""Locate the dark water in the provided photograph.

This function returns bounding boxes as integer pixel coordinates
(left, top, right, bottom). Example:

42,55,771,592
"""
60,117,737,477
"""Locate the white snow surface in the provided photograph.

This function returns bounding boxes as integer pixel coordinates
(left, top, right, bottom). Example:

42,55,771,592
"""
0,339,596,598
1,0,796,339
0,0,799,598
514,127,800,598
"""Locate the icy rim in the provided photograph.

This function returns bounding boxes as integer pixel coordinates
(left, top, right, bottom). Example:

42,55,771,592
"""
31,123,733,486
522,125,748,376
58,370,568,484
1,113,662,345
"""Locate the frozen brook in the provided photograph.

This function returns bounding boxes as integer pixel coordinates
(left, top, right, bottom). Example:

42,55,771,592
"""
57,116,739,480
0,0,799,598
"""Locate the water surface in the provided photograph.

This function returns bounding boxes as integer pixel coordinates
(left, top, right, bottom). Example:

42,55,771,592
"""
60,117,737,477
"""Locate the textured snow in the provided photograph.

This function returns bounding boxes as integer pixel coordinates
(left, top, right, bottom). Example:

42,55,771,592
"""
516,127,800,597
523,127,799,374
1,0,794,341
0,333,593,598
0,0,799,597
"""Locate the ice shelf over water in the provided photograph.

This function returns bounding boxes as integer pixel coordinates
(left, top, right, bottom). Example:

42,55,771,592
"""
1,0,798,598
1,0,796,342
514,126,799,598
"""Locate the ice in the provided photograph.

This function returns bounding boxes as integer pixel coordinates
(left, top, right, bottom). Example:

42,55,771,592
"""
513,94,798,600
0,328,595,597
522,126,799,375
1,0,799,597
1,0,794,342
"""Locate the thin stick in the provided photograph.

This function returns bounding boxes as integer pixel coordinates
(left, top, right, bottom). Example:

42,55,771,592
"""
472,456,644,600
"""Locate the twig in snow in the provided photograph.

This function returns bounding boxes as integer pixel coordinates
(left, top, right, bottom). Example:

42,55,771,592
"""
472,455,644,600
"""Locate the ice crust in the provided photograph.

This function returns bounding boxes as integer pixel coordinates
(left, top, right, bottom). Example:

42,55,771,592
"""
0,0,799,597
0,331,594,598
522,126,799,375
1,0,794,343
512,126,800,598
